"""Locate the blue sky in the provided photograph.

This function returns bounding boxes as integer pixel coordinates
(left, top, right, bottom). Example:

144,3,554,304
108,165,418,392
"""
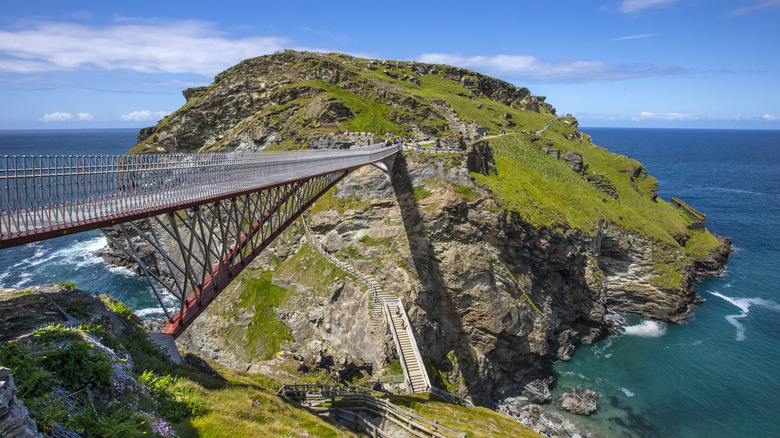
1,0,778,130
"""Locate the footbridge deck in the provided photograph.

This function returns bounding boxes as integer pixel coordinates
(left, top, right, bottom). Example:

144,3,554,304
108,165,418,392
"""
0,144,399,337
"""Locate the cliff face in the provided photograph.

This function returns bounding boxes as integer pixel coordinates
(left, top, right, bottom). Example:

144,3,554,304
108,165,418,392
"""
126,51,730,407
170,148,728,406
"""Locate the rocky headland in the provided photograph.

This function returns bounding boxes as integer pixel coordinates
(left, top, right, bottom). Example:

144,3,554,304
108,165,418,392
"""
103,51,730,435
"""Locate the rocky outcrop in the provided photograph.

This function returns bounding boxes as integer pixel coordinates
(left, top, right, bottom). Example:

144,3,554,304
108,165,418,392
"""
137,146,729,408
132,51,552,154
466,140,497,175
0,368,40,438
557,390,598,415
671,197,706,230
561,151,583,174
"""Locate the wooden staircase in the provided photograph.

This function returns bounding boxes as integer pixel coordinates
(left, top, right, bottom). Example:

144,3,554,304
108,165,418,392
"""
384,298,430,393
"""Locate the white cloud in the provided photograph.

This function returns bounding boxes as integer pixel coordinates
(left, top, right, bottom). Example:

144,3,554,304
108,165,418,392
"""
40,111,96,122
762,113,778,121
415,53,688,84
120,110,170,122
635,111,699,121
617,0,678,14
611,33,656,41
41,112,74,122
731,0,780,15
0,19,291,76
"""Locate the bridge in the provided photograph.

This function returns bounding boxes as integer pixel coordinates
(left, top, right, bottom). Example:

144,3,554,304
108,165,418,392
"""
0,144,399,338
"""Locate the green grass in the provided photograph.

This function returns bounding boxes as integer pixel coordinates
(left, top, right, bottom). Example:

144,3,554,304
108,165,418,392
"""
472,131,727,285
412,185,432,200
309,186,373,215
480,133,691,242
234,271,294,360
385,392,542,438
360,235,396,246
317,80,411,135
413,74,554,134
274,242,354,294
685,229,723,258
454,185,479,201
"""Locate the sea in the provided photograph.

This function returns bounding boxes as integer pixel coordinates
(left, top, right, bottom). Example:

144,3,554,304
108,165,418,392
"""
1,127,779,437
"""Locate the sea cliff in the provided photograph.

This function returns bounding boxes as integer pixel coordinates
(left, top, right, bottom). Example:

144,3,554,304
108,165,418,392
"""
114,51,729,418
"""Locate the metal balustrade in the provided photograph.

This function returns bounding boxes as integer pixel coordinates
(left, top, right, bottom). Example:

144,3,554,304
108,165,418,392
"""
0,145,398,247
0,144,400,337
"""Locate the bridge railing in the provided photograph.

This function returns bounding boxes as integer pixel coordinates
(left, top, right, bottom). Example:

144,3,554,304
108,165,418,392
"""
0,145,398,245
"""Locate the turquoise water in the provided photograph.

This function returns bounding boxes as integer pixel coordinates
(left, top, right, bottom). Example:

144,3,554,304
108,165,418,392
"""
0,129,166,318
553,128,780,437
1,128,778,437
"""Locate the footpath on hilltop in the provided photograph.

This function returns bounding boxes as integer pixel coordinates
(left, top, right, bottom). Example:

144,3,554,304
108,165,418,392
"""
1,50,730,438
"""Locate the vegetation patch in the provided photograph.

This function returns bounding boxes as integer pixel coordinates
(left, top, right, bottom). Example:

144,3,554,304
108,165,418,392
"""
412,185,432,201
386,392,541,438
234,271,294,360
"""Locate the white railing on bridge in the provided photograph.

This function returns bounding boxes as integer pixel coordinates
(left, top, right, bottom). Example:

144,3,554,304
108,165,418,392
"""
0,144,399,243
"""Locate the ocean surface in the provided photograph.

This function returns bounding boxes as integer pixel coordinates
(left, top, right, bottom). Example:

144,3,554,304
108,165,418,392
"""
551,128,780,438
0,129,164,318
1,128,779,437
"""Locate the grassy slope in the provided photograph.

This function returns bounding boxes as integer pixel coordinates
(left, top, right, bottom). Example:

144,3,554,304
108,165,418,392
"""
474,126,723,288
0,297,540,438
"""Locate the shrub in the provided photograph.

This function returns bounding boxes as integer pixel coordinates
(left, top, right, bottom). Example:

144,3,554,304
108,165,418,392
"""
140,371,205,421
41,340,113,390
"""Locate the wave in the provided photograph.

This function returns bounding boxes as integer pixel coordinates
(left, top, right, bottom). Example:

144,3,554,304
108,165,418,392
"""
52,236,107,267
709,291,780,341
106,265,137,278
692,185,776,198
623,320,667,338
562,371,590,381
616,385,635,397
134,307,164,318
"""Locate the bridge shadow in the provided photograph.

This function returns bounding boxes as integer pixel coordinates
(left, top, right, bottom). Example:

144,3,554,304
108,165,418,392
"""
390,155,479,402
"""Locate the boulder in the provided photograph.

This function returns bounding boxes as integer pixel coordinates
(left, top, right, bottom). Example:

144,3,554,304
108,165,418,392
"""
561,151,583,173
520,376,555,404
557,389,598,415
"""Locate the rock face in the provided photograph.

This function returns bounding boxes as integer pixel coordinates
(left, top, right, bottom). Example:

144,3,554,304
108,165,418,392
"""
557,390,598,415
171,148,726,407
467,140,497,175
0,368,40,438
114,51,731,412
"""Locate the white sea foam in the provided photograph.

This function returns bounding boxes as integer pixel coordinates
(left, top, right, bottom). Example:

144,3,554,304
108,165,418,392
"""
53,236,106,259
12,273,32,289
107,265,137,278
592,335,615,357
24,249,57,268
616,385,635,397
709,291,780,341
623,320,667,338
134,307,164,317
563,371,589,380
